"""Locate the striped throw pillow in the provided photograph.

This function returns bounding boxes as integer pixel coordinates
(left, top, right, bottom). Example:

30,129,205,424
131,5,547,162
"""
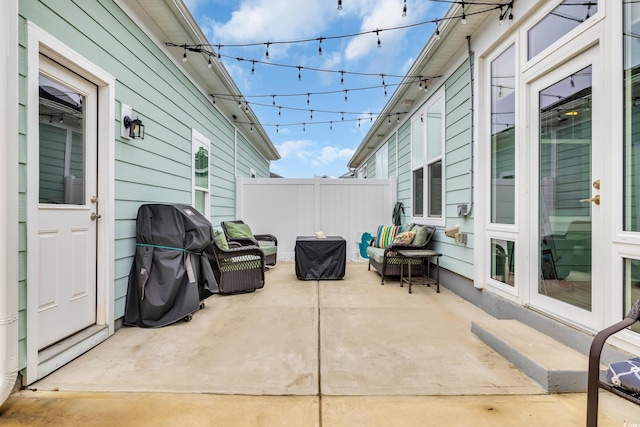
374,225,403,248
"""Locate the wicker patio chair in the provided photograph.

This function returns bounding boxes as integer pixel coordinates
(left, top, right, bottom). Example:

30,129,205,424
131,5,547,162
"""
221,220,278,266
209,234,265,295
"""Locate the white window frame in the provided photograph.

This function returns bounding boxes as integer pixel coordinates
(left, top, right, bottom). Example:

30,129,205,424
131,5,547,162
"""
411,89,445,226
192,129,210,218
375,144,389,179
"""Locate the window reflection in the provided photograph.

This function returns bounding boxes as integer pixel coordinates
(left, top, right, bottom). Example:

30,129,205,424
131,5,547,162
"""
39,74,85,205
491,44,516,224
528,1,598,60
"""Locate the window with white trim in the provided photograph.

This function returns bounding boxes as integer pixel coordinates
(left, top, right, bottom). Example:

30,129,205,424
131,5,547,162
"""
375,144,389,178
192,129,210,217
412,92,444,221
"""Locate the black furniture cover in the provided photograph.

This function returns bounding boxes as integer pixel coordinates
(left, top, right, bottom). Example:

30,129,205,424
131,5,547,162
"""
295,236,346,280
124,204,218,327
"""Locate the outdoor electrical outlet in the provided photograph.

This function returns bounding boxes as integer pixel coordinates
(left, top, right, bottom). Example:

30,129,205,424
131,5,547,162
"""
455,232,467,244
457,204,468,217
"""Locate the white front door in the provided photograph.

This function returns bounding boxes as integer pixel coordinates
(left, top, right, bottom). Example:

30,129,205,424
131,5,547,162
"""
528,47,606,329
37,55,99,349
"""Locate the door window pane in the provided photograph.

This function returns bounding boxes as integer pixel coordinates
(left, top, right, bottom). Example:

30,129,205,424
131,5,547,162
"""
528,1,598,60
538,66,592,311
194,146,208,189
39,74,85,204
491,44,516,224
624,1,640,231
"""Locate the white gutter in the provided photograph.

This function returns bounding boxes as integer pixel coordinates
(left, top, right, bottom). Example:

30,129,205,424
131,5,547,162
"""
0,0,20,408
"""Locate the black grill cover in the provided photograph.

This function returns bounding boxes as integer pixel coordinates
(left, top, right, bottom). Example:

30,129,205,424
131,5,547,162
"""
124,204,218,327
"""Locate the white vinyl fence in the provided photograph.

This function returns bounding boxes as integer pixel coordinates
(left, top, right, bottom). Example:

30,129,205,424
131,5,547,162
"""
234,177,397,261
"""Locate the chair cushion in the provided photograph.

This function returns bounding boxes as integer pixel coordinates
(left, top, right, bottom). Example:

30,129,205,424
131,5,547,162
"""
366,246,386,264
412,225,428,246
374,225,402,248
225,222,254,239
259,242,277,257
214,230,229,250
393,231,416,245
606,357,640,393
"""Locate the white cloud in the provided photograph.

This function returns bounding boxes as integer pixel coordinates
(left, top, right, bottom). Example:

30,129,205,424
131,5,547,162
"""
276,139,314,159
209,0,331,45
316,146,355,165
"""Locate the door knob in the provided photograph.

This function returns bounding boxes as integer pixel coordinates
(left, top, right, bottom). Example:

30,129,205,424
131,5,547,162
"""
90,212,102,221
580,195,600,205
592,180,600,190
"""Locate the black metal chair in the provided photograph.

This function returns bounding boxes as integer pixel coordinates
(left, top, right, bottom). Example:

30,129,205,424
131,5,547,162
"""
586,298,640,426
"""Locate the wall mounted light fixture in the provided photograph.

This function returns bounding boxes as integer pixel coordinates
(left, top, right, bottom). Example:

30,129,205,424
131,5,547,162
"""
123,116,145,139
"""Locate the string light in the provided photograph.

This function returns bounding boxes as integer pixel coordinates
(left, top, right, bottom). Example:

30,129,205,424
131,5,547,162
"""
344,90,348,102
402,0,407,17
461,1,467,24
251,60,256,75
272,95,276,105
298,66,302,81
337,0,342,11
340,71,344,85
307,93,311,105
208,55,212,68
182,45,187,62
376,30,381,48
265,41,270,60
435,21,441,40
318,37,323,56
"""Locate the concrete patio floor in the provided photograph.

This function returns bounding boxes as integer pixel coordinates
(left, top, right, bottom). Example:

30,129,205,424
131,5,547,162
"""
2,262,640,426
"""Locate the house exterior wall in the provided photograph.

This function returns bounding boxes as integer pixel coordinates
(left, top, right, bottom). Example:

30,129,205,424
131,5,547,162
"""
16,0,272,374
358,60,475,279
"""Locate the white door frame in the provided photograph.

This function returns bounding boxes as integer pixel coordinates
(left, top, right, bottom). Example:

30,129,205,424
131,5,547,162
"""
525,45,606,331
26,22,115,385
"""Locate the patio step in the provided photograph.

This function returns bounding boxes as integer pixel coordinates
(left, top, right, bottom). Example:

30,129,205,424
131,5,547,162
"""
471,319,595,392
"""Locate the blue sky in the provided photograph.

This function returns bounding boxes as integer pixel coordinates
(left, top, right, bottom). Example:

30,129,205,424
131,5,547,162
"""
184,0,450,178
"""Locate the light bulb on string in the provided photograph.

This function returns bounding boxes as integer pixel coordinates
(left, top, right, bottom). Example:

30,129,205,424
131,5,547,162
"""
383,85,388,97
272,95,276,106
340,71,344,85
418,76,423,90
370,113,373,122
388,115,391,125
341,112,344,121
330,121,333,131
251,60,255,75
212,95,215,104
208,55,212,68
216,45,222,62
278,106,282,117
318,38,323,56
376,30,381,49
344,90,348,102
358,119,361,128
397,113,400,123
337,0,342,10
297,66,302,81
276,125,279,133
310,110,313,120
435,22,441,40
402,0,407,17
265,42,270,60
461,1,466,24
302,123,306,132
182,46,187,62
307,93,311,105
250,123,253,132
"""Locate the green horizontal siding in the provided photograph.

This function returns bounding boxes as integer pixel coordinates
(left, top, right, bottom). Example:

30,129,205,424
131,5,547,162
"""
17,0,271,360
